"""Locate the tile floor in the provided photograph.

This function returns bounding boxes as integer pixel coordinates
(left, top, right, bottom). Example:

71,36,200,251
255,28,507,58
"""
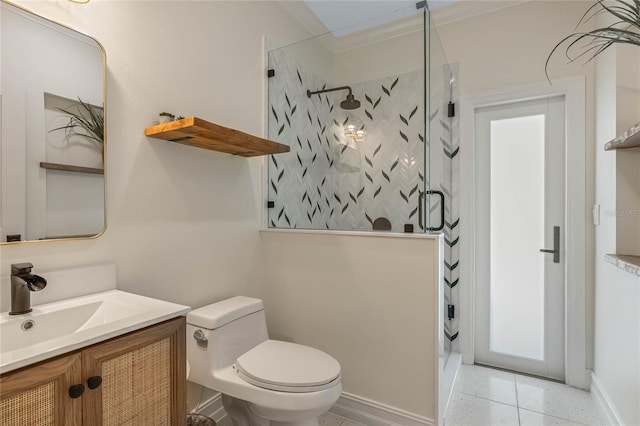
445,365,606,426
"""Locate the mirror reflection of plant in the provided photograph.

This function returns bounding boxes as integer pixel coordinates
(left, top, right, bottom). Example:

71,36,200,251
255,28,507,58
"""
546,0,640,80
49,97,104,147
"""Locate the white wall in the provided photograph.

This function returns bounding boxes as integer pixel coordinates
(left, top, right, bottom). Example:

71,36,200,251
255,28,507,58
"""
257,230,442,421
593,41,640,426
0,0,313,309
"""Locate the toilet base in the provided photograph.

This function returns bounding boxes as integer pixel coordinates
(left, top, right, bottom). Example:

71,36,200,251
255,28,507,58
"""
222,395,321,426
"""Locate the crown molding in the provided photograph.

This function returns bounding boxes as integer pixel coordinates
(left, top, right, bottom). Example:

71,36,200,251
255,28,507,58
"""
279,0,530,55
430,0,529,27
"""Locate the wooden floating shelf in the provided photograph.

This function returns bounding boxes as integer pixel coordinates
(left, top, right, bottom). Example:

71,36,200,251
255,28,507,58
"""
40,162,104,175
144,116,290,157
605,123,640,151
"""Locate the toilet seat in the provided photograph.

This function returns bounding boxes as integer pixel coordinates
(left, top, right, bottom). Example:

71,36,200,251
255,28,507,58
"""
234,340,341,393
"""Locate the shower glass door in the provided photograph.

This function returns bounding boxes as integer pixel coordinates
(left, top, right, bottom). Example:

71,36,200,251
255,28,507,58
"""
425,5,455,365
266,3,431,234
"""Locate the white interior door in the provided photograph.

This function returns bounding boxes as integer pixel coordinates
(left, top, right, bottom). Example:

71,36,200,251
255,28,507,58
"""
474,96,565,380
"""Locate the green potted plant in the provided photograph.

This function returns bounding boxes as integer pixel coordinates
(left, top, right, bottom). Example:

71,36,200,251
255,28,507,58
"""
49,97,104,156
159,111,175,124
546,0,640,79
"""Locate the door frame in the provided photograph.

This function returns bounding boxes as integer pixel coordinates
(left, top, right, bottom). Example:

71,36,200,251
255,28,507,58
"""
459,76,588,389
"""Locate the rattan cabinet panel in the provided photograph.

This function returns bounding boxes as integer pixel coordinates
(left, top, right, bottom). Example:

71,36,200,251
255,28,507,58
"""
82,317,187,426
0,317,186,426
0,353,83,426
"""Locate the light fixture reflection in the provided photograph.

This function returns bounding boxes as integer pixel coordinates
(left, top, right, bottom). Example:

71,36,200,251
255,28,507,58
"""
344,124,366,143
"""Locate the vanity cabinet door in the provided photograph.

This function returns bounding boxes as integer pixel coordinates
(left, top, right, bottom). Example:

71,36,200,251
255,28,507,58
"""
81,317,186,426
0,353,83,425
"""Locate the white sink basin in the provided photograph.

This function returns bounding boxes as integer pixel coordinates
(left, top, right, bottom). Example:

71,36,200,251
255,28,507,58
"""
0,290,190,374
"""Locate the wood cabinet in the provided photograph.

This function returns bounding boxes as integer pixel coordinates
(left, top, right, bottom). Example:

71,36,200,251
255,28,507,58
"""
0,317,186,426
0,352,83,425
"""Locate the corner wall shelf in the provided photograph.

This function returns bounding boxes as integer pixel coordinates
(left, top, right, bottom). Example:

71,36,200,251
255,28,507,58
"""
40,162,104,175
605,123,640,151
604,254,640,277
144,116,290,157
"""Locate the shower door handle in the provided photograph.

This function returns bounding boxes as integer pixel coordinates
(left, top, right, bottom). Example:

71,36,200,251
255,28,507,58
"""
418,190,445,232
426,190,445,232
419,191,424,231
539,226,560,263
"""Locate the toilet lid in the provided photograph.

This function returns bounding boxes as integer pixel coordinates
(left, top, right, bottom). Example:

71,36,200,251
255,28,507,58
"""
234,340,341,393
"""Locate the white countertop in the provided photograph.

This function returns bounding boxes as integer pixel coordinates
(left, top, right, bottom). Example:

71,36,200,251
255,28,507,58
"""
0,290,190,374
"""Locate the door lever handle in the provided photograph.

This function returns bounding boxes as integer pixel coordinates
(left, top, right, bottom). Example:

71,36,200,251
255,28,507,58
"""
539,226,560,264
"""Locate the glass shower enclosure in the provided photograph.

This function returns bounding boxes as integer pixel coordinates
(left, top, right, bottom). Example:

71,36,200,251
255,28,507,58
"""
266,2,454,363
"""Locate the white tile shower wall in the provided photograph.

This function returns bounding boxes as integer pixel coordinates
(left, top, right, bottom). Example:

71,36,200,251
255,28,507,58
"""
267,49,427,232
444,63,460,352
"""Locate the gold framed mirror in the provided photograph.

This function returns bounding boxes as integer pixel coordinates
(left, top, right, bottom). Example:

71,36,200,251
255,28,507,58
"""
1,0,106,244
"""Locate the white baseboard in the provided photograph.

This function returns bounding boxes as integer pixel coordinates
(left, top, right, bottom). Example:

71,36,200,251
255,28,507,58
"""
590,372,622,426
190,392,226,423
330,392,435,426
193,390,435,426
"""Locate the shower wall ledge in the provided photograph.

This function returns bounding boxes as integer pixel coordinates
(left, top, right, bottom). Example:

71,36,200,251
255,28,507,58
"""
261,227,442,240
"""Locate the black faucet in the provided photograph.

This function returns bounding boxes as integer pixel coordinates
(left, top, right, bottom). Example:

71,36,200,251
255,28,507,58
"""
10,263,47,315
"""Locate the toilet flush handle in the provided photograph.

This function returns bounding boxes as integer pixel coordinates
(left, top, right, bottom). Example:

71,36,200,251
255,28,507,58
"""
193,329,208,348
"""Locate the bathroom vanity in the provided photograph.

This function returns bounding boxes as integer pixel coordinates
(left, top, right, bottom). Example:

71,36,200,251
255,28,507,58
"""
0,317,186,425
0,263,190,425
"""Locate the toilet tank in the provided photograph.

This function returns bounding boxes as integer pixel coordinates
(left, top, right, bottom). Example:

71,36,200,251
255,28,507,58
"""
186,296,269,386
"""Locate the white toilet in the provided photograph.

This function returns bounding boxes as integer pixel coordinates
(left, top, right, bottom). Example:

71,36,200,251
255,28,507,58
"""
186,296,342,426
